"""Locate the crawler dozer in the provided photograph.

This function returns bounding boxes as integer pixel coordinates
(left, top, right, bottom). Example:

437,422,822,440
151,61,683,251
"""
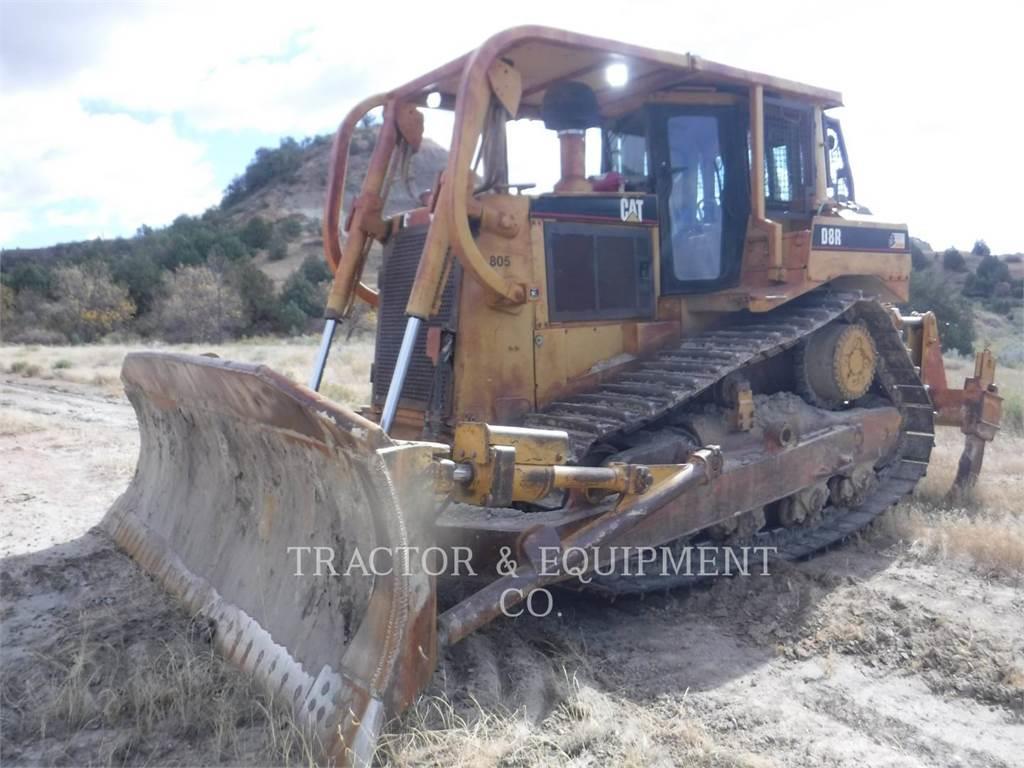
105,26,1003,765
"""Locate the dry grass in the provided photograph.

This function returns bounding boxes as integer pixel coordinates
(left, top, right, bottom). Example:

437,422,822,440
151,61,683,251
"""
378,676,768,768
1,605,321,767
0,333,375,405
0,409,49,436
3,338,1022,764
875,427,1024,581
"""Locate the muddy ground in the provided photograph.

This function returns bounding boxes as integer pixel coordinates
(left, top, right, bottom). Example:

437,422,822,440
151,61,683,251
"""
1,374,1022,767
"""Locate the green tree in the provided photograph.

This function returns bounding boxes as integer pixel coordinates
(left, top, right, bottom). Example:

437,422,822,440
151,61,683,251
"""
278,301,308,333
1,283,15,334
942,247,966,272
240,216,273,250
280,271,324,317
212,233,247,261
49,262,136,342
152,265,245,342
3,262,54,295
228,261,280,333
221,137,305,208
971,239,991,257
910,239,930,270
905,270,975,355
268,233,289,262
300,254,332,284
278,216,303,241
110,250,162,315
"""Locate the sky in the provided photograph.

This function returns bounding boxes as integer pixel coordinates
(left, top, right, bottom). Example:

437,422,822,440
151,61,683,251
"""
1,0,1021,253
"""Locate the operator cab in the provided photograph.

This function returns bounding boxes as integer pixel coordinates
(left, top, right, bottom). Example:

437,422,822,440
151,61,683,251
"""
529,80,856,303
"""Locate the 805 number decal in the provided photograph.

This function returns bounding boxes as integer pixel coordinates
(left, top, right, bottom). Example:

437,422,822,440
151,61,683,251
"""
489,254,511,268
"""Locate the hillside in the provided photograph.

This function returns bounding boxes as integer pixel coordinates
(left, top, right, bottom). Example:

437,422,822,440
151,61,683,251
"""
223,130,448,288
0,126,450,344
2,133,1021,350
1,126,448,281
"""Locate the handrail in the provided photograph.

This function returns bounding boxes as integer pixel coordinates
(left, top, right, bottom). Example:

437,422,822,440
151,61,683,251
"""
322,93,388,312
442,43,527,307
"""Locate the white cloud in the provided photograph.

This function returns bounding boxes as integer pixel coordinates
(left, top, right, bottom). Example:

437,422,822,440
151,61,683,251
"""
0,88,217,246
0,211,31,244
1,0,1021,251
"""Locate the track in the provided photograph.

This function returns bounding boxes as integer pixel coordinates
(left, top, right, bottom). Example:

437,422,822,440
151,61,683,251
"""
521,289,936,594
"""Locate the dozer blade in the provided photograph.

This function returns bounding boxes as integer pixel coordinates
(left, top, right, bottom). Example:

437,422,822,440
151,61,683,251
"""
104,352,439,766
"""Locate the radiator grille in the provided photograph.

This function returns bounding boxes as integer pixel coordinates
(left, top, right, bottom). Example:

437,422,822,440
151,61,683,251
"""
372,224,459,414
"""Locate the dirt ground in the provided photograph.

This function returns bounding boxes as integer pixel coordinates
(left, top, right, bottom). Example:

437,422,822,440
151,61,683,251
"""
1,364,1022,767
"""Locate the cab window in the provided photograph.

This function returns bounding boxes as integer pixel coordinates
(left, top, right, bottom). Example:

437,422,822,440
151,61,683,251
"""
665,114,724,281
824,116,855,201
763,100,813,213
653,105,749,294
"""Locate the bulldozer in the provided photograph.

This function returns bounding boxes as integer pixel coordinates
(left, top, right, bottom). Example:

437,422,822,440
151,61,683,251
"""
104,26,1003,766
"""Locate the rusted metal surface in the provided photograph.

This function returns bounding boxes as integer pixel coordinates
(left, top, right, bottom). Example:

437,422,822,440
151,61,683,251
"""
614,406,901,550
524,292,866,461
432,292,934,597
322,93,388,310
324,100,403,318
901,314,1002,490
438,448,720,646
105,353,438,767
378,25,843,110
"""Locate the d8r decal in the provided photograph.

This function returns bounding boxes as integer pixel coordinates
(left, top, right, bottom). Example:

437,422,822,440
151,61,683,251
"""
820,226,842,246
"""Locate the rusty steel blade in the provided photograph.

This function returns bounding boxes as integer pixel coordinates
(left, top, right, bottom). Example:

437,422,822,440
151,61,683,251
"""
104,352,438,766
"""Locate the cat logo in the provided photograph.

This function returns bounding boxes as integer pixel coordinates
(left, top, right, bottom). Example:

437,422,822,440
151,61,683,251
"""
620,197,644,223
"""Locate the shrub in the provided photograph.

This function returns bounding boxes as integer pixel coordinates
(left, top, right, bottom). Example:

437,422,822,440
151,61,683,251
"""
987,297,1014,316
3,262,53,295
240,216,273,251
905,269,975,355
268,235,289,262
222,137,305,208
1003,393,1024,436
942,247,966,272
910,239,930,270
280,271,324,317
278,217,304,241
48,263,136,343
971,239,991,257
151,265,245,342
300,254,332,285
12,362,42,378
278,301,309,333
975,254,1011,293
158,233,203,270
109,249,162,315
227,262,280,334
52,358,72,370
6,327,68,345
213,234,248,262
1,283,14,333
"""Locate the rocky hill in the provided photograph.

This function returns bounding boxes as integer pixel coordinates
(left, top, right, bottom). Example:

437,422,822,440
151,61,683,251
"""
0,126,450,344
1,125,450,289
224,129,448,288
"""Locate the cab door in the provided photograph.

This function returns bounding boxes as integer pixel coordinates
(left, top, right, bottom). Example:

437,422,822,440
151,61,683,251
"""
652,105,750,294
